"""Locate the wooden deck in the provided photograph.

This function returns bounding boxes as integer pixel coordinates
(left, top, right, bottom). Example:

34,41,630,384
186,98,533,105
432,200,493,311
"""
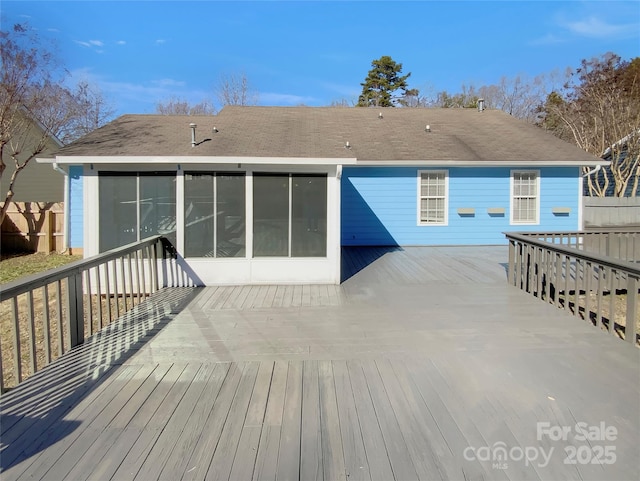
1,246,639,480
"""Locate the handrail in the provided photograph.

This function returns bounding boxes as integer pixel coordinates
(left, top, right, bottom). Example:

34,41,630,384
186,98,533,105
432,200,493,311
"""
505,231,639,347
516,230,639,262
0,236,177,392
0,236,175,301
506,232,640,277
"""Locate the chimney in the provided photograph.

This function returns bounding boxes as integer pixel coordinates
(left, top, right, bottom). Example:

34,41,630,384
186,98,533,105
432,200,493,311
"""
190,123,197,147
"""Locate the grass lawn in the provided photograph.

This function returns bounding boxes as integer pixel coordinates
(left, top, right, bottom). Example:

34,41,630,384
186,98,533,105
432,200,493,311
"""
0,252,82,284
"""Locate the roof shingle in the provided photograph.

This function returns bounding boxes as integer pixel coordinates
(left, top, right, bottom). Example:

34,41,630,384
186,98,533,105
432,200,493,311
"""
52,106,601,164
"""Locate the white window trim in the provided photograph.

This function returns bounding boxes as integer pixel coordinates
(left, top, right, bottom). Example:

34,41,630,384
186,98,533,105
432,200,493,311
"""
510,170,540,225
417,169,449,226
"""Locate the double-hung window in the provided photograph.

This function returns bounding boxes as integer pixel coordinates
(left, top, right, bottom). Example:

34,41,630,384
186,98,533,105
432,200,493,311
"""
511,170,539,224
418,170,448,225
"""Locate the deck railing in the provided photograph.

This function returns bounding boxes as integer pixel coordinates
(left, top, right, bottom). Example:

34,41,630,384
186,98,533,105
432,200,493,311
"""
0,235,178,392
522,230,640,262
505,231,640,346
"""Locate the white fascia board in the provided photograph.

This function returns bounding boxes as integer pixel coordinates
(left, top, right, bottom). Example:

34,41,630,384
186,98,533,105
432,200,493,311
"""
49,155,358,166
354,159,607,167
35,156,57,164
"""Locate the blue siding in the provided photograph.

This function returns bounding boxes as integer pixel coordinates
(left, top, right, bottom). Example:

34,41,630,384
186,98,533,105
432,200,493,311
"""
69,165,83,248
341,166,581,246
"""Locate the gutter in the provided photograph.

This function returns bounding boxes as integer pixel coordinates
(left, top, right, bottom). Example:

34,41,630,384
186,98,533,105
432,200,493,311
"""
52,162,69,253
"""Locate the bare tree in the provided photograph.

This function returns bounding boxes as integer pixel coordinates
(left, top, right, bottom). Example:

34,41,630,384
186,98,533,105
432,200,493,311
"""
327,98,355,107
538,54,640,196
1,24,107,223
155,97,215,115
59,81,115,143
477,75,549,122
215,72,259,107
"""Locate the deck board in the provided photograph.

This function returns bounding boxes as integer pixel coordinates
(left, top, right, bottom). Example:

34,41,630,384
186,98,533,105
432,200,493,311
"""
1,246,639,481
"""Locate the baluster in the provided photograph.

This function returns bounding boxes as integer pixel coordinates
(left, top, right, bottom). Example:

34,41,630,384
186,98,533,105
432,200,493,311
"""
563,254,570,311
555,252,563,308
56,279,64,356
121,255,128,310
127,253,134,307
596,264,604,329
140,247,148,299
609,269,617,336
134,250,141,303
113,258,121,317
42,285,51,365
104,260,112,324
95,265,103,329
11,297,22,384
85,269,93,336
626,275,638,344
26,291,37,375
584,261,592,322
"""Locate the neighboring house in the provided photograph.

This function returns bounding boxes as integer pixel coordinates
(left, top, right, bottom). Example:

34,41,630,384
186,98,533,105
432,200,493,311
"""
583,132,639,197
38,106,603,285
1,109,64,202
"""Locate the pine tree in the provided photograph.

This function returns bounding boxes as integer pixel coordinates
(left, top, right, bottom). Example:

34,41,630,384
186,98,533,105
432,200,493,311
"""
357,56,411,107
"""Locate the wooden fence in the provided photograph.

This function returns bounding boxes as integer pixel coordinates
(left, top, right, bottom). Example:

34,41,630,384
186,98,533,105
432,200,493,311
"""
583,197,640,228
0,202,64,253
505,231,639,347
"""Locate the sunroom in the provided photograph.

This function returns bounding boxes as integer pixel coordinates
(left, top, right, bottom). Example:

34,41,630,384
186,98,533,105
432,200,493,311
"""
79,159,345,285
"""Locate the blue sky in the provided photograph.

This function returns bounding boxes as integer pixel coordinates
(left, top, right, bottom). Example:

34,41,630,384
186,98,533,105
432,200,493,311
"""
3,1,639,117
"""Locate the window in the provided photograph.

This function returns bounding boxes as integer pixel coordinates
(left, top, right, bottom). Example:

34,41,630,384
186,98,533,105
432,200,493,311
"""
418,170,448,225
99,172,176,252
184,173,246,257
511,171,539,224
253,173,327,257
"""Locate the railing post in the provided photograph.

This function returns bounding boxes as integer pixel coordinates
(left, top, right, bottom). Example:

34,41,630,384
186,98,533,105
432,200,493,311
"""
66,272,85,348
508,240,515,285
626,275,638,344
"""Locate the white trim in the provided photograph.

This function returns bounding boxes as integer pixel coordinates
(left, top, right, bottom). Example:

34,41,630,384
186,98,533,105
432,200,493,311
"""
176,169,185,254
578,168,584,230
37,156,606,168
510,170,540,225
52,163,69,251
332,166,342,284
246,171,254,261
355,160,606,167
84,167,99,257
417,169,449,226
86,165,341,284
47,155,357,166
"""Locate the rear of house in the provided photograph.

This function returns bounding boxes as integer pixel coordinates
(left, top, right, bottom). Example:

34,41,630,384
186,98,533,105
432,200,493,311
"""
38,106,602,285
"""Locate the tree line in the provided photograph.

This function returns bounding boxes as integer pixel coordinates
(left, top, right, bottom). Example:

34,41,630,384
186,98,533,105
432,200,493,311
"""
2,20,638,218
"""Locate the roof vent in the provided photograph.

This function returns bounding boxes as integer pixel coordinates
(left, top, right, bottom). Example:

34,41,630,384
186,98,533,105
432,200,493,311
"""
425,124,431,132
345,141,351,149
478,98,485,112
379,112,383,119
190,123,197,147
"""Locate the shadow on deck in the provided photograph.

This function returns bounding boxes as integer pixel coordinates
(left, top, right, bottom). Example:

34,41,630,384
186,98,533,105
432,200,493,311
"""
0,288,199,472
1,247,639,481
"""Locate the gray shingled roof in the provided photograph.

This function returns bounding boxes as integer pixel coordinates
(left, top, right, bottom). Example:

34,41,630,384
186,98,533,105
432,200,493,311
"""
52,106,601,164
